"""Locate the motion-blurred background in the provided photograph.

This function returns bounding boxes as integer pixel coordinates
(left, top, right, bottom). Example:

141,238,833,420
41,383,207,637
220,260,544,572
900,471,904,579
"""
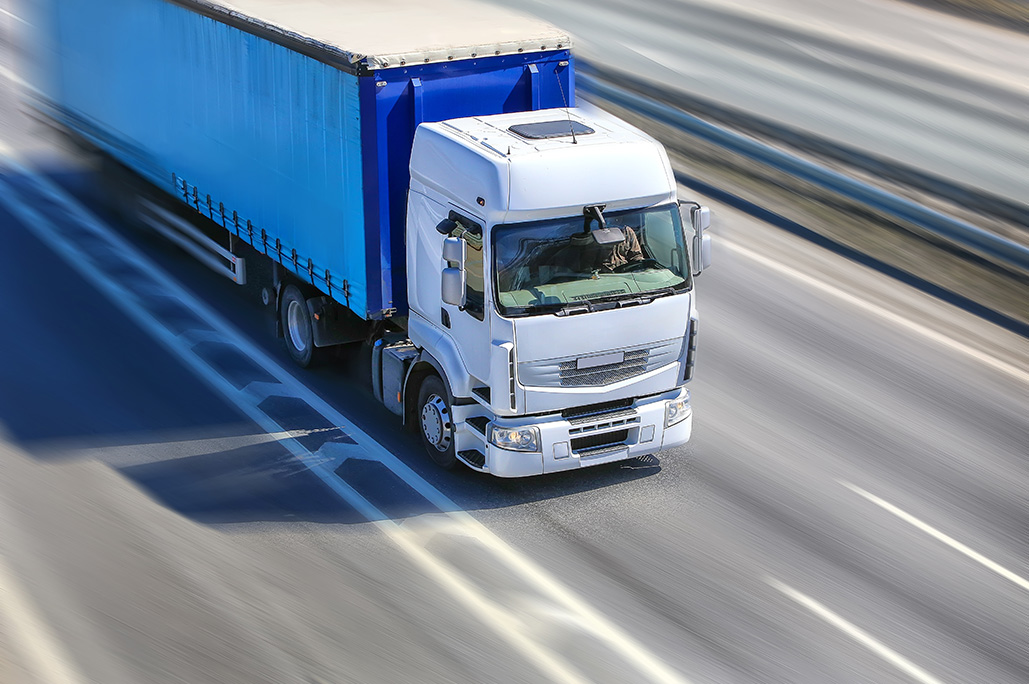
0,1,1026,683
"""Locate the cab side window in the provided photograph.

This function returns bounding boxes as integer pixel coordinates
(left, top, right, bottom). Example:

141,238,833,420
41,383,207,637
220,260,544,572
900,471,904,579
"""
448,212,484,321
464,232,484,320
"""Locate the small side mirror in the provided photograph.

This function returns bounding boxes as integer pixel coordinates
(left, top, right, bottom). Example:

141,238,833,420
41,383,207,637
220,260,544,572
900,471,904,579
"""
442,236,465,266
441,267,465,307
690,205,711,233
696,233,711,274
685,204,712,275
441,236,466,307
436,218,458,235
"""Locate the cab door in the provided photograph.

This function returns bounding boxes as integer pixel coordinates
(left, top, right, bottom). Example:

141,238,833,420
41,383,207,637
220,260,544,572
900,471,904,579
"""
441,207,491,386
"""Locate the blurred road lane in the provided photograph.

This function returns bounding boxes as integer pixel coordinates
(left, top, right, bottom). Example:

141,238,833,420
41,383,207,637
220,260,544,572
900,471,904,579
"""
487,0,1029,214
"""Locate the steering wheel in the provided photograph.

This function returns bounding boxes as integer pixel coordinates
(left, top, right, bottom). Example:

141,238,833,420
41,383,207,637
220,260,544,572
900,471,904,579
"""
614,258,662,273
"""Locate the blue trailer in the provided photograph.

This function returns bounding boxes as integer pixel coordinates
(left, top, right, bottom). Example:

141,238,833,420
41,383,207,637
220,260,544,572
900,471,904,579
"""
33,0,574,320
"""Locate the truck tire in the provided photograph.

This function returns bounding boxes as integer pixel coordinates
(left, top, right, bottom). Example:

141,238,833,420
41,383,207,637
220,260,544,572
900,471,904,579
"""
280,284,317,367
417,375,458,470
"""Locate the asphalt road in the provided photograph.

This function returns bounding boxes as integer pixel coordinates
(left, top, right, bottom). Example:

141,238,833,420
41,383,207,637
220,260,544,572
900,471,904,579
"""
2,2,1028,684
486,0,1029,216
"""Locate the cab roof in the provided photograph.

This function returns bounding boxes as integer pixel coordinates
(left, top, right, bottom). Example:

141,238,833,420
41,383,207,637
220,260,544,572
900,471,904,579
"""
411,108,677,223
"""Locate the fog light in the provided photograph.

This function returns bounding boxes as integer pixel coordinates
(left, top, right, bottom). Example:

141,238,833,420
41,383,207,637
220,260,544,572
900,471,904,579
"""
489,425,540,452
665,394,692,428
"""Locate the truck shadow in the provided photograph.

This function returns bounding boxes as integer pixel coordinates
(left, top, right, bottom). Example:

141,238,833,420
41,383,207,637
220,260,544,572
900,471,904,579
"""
8,418,664,528
1,164,665,527
112,429,664,526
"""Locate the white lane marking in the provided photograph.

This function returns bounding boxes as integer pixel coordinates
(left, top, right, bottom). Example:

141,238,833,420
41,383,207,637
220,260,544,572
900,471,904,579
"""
0,7,26,24
0,555,85,684
0,64,27,89
720,238,1029,385
0,458,86,684
324,477,594,684
841,481,1029,593
767,578,948,684
0,157,693,684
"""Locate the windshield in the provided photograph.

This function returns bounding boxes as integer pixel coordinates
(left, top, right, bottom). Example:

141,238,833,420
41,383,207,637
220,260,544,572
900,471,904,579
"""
493,204,692,317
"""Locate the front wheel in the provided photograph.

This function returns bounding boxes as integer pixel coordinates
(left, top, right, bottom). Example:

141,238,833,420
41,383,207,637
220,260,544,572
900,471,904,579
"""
280,284,317,367
417,375,458,470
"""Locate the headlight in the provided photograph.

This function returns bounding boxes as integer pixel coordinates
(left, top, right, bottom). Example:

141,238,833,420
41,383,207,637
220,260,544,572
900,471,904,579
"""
489,425,540,452
665,394,692,428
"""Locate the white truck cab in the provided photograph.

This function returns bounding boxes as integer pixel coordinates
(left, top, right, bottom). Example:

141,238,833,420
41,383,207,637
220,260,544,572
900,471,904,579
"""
398,107,710,476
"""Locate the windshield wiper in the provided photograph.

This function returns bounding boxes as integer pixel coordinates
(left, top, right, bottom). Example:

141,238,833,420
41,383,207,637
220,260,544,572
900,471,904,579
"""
554,301,593,316
644,286,680,300
584,286,683,309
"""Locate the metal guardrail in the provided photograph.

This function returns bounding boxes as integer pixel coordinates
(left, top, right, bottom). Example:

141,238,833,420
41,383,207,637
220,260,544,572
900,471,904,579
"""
577,73,1029,274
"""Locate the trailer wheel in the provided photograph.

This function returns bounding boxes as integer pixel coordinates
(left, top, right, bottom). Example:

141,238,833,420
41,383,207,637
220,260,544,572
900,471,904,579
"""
417,375,457,470
280,284,317,367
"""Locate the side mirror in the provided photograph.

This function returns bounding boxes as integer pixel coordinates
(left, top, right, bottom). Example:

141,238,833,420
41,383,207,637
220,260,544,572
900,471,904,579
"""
442,236,465,265
441,236,466,307
686,204,712,275
691,205,711,233
442,268,465,306
436,218,458,235
695,233,711,274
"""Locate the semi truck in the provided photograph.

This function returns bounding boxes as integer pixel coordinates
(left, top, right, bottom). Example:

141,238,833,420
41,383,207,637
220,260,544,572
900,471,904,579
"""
30,0,712,477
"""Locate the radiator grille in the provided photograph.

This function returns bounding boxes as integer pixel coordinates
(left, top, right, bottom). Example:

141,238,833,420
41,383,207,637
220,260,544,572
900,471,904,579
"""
518,339,681,388
558,349,649,387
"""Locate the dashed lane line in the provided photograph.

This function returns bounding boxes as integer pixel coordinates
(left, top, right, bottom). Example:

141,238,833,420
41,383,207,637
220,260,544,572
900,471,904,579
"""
841,481,1029,593
0,64,27,89
0,154,694,683
767,578,948,684
720,238,1029,386
0,512,86,684
0,8,26,24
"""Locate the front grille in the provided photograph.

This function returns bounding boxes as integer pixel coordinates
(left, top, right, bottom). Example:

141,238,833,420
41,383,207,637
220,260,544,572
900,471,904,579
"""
559,349,649,387
518,339,681,389
571,429,629,453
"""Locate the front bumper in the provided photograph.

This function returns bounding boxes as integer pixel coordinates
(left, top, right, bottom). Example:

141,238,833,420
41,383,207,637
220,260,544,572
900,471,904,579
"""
484,386,692,477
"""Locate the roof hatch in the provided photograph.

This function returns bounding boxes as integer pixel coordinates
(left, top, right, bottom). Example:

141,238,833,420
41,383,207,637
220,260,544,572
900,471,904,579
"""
508,120,595,140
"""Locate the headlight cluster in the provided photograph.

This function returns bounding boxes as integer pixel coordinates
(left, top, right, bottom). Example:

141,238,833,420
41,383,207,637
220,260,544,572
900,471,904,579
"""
665,393,692,428
489,425,540,452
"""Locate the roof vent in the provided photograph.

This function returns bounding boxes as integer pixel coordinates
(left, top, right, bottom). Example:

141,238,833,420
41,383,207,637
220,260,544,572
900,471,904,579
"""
508,121,595,140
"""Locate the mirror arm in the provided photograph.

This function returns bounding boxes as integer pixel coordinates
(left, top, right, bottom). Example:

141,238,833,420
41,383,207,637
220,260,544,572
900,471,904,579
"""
583,204,607,232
